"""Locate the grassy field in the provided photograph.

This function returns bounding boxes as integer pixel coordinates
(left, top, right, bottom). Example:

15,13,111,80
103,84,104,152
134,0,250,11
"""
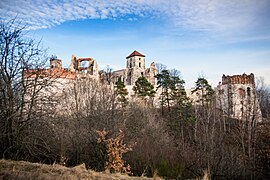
0,159,156,180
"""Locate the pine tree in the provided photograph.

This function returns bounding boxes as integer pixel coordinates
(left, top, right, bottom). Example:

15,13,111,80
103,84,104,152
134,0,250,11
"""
115,78,128,107
192,77,215,105
133,76,155,98
156,69,194,137
156,69,185,112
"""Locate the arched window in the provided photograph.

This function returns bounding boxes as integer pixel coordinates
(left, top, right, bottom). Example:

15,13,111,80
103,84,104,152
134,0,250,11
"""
141,72,143,76
139,62,141,67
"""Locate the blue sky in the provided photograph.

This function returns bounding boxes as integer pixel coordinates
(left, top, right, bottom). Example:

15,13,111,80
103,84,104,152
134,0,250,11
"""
1,0,270,88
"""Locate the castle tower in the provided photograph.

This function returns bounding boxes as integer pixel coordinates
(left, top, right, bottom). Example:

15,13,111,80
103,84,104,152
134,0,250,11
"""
50,58,62,69
217,73,262,122
70,54,77,72
125,50,146,85
69,55,99,79
145,62,157,86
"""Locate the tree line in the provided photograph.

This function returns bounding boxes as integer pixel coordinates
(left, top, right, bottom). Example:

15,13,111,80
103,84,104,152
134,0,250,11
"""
1,19,270,179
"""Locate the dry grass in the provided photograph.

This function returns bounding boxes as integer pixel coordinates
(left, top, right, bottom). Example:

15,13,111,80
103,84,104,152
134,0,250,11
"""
0,159,153,180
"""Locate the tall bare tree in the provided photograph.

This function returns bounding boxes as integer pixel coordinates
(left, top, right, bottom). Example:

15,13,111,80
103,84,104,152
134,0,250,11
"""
0,18,49,159
256,77,270,119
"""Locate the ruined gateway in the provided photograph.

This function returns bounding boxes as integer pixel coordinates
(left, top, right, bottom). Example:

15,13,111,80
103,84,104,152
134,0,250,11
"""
27,50,262,122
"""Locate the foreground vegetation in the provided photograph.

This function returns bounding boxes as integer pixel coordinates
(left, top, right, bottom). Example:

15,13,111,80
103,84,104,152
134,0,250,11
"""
0,159,153,180
1,19,270,179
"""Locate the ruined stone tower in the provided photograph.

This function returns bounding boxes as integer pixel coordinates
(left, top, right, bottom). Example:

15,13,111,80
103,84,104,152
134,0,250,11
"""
125,50,146,85
217,73,262,122
69,54,99,79
50,58,62,69
145,62,157,86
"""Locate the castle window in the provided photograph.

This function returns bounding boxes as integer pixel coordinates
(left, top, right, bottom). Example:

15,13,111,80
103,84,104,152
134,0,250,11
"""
141,72,144,76
127,71,132,85
139,58,141,60
139,62,141,67
218,89,224,95
247,87,251,96
130,62,132,68
238,88,245,98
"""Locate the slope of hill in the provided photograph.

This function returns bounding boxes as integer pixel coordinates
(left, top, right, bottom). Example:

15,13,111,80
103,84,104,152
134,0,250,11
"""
0,159,155,180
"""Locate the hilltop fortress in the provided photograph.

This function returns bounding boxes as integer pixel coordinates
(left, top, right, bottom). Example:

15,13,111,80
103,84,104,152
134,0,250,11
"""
26,50,262,122
217,73,262,122
49,50,156,86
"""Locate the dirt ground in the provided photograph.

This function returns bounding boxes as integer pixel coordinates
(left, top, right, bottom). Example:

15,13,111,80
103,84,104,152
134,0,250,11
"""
0,159,156,180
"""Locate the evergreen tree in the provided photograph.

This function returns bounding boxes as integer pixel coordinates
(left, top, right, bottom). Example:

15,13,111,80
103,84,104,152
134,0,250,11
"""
156,69,185,112
192,77,215,105
115,78,128,107
156,69,195,137
133,77,155,98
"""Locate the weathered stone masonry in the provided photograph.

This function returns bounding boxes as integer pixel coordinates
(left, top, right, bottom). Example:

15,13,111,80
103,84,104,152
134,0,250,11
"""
25,50,262,122
217,73,262,122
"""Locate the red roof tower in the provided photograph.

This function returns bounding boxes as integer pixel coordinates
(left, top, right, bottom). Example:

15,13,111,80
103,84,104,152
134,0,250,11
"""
126,50,145,59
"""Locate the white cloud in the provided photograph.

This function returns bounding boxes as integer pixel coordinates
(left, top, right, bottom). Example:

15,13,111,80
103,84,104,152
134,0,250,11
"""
0,0,269,34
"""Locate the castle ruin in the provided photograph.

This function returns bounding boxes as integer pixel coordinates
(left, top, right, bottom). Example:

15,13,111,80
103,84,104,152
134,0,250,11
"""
217,73,262,122
110,50,157,87
48,50,157,89
25,50,262,122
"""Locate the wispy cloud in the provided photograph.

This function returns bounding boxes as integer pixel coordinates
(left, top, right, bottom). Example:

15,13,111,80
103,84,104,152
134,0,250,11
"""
1,0,269,34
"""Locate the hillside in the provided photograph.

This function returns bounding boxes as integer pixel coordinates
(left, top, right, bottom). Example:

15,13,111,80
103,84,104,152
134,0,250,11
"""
0,159,154,180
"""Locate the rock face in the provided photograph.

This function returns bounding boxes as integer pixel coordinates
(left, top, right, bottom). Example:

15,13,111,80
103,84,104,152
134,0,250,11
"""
216,73,262,122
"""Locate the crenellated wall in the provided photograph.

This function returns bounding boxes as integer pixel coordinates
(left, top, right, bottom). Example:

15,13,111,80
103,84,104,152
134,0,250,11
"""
222,73,254,85
217,73,262,122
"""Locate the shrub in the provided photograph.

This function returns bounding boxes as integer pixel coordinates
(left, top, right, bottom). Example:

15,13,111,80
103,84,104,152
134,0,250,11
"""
96,129,134,174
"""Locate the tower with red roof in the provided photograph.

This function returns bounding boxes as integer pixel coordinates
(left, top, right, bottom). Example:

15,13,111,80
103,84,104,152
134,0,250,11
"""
125,50,146,85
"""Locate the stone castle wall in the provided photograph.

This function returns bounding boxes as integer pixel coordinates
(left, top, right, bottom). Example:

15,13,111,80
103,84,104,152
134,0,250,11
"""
27,52,262,122
217,73,262,122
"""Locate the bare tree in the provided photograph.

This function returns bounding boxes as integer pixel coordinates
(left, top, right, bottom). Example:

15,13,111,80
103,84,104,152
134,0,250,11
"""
0,18,50,159
155,63,167,74
256,77,270,119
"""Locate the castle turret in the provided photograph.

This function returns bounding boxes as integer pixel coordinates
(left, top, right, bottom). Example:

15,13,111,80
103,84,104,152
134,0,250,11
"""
50,58,62,69
125,50,146,85
70,54,77,72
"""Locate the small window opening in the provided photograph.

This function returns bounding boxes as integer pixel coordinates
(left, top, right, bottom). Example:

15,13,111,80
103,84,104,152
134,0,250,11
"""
247,87,251,96
139,62,141,67
141,72,144,76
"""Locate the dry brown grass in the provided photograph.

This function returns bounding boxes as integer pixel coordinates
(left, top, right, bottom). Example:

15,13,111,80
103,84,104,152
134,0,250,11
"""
0,159,153,180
